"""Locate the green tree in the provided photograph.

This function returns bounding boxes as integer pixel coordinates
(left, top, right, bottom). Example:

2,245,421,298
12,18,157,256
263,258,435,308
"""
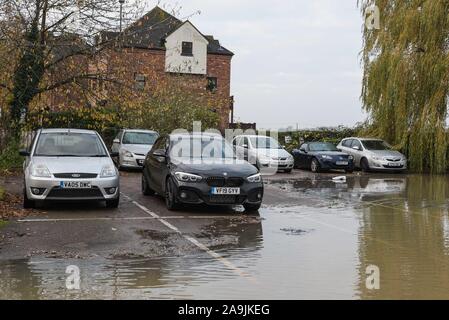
359,0,449,173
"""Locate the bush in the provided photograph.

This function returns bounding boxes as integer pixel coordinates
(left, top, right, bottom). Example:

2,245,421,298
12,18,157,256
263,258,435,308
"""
0,139,23,172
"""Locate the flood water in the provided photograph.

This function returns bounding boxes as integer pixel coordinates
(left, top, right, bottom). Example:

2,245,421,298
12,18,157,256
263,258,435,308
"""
2,174,449,299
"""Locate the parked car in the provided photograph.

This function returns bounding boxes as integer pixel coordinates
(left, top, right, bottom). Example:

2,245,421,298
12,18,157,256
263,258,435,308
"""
232,135,294,173
337,138,407,172
20,128,120,209
111,129,159,169
292,142,354,173
142,133,264,212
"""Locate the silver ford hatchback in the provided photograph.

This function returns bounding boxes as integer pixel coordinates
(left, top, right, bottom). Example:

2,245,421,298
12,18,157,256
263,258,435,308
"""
20,129,120,209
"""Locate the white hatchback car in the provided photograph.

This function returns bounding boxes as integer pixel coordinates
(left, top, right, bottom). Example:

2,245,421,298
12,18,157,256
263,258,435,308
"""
20,129,120,209
233,135,294,173
111,129,159,169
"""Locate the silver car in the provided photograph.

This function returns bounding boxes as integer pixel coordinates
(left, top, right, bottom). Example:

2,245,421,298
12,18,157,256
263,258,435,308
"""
337,137,407,172
20,129,120,209
111,129,159,169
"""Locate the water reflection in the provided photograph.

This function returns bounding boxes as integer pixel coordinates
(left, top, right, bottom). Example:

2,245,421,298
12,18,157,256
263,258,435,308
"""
357,175,449,299
0,216,263,299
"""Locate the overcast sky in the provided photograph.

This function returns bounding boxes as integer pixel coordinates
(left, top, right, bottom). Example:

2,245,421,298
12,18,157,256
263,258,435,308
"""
148,0,366,129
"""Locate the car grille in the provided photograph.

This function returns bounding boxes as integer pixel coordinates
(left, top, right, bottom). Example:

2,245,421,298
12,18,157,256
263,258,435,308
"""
47,187,104,199
53,173,98,179
206,177,244,187
386,158,401,162
208,195,246,204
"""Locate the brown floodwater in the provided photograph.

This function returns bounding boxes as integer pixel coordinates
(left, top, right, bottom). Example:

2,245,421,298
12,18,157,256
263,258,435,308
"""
1,174,449,299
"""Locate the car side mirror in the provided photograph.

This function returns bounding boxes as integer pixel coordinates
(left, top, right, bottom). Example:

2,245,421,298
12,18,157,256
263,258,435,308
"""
19,149,30,157
152,149,167,162
242,144,248,149
300,148,307,153
110,152,119,158
352,146,360,151
113,139,120,144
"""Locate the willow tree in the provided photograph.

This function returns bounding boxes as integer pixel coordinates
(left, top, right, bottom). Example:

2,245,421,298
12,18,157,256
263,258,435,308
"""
359,0,449,173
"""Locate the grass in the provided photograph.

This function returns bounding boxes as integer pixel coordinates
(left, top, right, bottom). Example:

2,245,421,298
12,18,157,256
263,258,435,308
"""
0,186,4,201
0,220,7,228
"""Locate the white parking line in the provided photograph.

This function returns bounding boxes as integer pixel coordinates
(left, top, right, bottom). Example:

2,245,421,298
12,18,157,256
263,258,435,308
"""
121,193,257,283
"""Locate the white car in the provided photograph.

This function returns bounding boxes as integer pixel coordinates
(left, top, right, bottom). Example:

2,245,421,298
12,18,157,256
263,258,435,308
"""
111,129,159,169
20,129,120,209
233,135,294,173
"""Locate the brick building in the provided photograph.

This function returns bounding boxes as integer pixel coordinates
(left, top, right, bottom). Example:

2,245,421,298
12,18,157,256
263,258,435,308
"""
90,6,234,131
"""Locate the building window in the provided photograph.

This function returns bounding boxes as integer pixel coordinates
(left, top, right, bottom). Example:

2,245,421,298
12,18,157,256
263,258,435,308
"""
206,77,218,92
134,73,146,91
181,41,193,56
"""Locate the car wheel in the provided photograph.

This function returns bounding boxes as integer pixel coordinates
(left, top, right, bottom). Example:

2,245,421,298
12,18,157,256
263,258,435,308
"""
106,196,120,209
244,203,261,212
23,188,35,209
311,159,320,173
142,173,155,196
165,177,179,211
361,158,370,172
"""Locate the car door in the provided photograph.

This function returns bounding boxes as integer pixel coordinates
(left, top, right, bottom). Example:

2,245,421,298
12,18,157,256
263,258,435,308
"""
340,139,353,155
350,139,364,167
147,136,168,193
295,143,308,169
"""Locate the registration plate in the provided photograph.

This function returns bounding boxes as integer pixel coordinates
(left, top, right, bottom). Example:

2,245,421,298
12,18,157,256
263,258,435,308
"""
336,161,349,166
211,187,240,195
60,181,92,189
387,163,402,167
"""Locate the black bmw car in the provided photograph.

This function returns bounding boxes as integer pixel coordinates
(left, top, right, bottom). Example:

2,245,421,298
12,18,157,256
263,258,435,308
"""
142,133,264,212
292,142,354,173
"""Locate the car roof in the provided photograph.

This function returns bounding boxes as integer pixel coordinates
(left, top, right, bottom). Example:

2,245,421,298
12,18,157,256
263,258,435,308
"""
39,128,97,134
123,129,158,133
170,132,224,139
235,135,270,138
343,137,383,141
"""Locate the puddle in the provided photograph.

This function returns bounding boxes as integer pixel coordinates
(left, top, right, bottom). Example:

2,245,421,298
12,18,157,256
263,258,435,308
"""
2,174,449,299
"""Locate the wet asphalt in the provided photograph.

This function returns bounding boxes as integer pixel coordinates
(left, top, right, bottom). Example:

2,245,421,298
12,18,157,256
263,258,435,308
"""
3,169,449,299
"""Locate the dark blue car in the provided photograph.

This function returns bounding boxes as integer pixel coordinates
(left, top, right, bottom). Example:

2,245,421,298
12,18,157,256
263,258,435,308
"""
292,142,354,173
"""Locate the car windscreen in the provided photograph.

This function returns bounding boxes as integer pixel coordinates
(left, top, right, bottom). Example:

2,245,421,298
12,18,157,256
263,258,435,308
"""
309,142,339,152
34,133,108,157
250,137,282,149
122,132,158,145
362,140,392,151
170,137,235,159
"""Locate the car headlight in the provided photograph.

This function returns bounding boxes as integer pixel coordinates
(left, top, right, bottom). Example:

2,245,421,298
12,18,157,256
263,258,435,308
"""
175,172,203,183
371,155,382,161
122,150,133,158
348,155,354,160
321,155,333,160
31,164,51,178
247,173,262,183
100,165,117,178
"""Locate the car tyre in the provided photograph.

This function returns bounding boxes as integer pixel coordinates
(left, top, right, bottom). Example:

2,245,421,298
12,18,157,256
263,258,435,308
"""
361,158,371,172
310,158,321,173
106,196,120,209
244,203,261,212
165,177,179,211
23,188,35,209
142,173,155,196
